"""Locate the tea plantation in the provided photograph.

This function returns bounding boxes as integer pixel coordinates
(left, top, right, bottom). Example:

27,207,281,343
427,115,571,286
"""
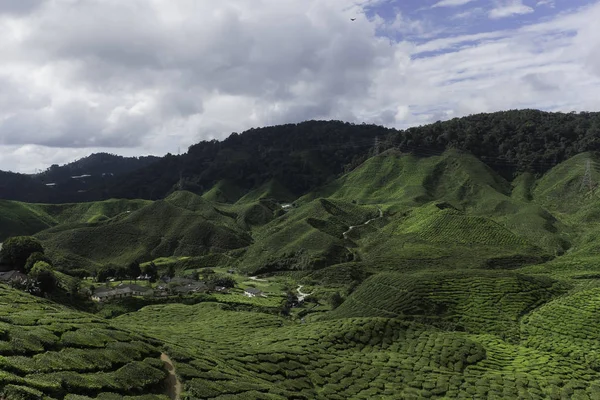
0,286,169,399
3,149,600,398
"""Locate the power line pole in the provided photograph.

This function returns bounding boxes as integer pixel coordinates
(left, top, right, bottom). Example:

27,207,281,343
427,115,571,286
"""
374,137,380,156
177,147,183,191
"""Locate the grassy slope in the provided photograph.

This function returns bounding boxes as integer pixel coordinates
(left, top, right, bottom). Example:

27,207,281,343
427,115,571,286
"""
236,179,297,205
38,192,252,269
239,198,379,274
0,199,151,242
298,150,559,273
0,201,56,242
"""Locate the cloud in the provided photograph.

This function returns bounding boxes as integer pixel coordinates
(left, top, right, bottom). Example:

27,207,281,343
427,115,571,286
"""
432,0,477,8
1,0,600,172
0,0,45,15
489,0,535,19
536,0,555,7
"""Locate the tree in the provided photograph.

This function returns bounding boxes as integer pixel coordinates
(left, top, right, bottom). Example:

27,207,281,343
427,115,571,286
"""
67,278,82,296
166,263,176,279
329,292,344,310
29,261,57,295
143,262,158,282
207,274,236,288
126,261,141,281
96,266,116,283
24,252,52,274
0,236,44,271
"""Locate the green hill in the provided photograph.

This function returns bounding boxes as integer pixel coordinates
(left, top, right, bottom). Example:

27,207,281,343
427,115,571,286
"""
5,146,600,398
201,180,246,204
0,199,151,242
303,149,509,208
0,201,55,242
328,270,566,338
236,179,297,205
239,198,379,274
37,194,252,269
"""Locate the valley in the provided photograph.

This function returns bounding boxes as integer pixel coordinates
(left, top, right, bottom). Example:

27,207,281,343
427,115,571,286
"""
2,117,600,398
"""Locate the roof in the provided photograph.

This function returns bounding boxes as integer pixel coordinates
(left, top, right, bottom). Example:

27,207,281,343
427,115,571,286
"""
171,277,197,285
92,286,134,298
244,287,262,294
0,270,28,282
127,284,152,292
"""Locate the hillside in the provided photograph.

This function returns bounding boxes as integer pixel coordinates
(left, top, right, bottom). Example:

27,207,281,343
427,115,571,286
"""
95,110,600,202
4,111,600,205
5,140,600,398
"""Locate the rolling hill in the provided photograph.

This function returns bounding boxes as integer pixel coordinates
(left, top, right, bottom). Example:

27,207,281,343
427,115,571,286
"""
4,116,600,398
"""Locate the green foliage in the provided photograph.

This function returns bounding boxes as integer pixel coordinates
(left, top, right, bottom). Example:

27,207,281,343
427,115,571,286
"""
1,384,44,400
29,261,57,295
126,261,141,280
24,253,52,274
207,274,236,289
0,237,44,270
329,292,344,310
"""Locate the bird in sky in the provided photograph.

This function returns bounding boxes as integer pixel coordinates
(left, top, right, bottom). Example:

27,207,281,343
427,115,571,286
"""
350,18,356,21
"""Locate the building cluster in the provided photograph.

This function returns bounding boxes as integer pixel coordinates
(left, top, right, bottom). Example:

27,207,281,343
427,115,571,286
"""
90,277,234,302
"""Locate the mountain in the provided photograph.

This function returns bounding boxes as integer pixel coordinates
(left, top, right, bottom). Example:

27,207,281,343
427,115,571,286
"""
99,111,600,202
4,112,600,398
0,153,160,203
4,110,600,205
101,121,391,201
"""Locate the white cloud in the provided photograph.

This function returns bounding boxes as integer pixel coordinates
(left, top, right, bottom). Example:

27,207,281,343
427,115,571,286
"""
432,0,477,8
537,0,555,7
1,0,600,172
489,0,535,19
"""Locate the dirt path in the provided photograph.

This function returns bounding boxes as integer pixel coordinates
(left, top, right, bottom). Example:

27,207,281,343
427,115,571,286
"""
343,208,383,239
161,353,182,400
297,285,313,302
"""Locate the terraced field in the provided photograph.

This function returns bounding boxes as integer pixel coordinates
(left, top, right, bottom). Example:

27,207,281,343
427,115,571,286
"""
328,271,566,339
0,285,169,399
116,301,600,399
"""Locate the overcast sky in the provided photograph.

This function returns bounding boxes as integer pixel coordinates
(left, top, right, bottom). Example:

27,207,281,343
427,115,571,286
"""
0,0,599,173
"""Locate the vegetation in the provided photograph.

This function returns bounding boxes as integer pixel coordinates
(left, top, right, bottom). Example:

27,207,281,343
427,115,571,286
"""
4,112,600,398
0,285,168,398
0,154,159,204
0,236,44,270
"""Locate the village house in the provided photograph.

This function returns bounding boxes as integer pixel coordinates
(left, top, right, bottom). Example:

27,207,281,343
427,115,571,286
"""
91,283,153,302
0,270,28,284
244,287,263,298
170,281,208,295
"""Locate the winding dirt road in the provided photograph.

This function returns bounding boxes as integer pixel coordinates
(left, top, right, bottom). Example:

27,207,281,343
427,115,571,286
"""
342,208,383,239
297,285,313,302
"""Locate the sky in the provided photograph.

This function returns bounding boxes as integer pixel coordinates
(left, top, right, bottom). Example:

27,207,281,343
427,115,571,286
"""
0,0,599,173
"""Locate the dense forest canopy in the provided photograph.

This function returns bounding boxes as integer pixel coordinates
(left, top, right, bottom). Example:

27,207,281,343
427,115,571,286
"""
2,110,600,203
391,109,600,178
